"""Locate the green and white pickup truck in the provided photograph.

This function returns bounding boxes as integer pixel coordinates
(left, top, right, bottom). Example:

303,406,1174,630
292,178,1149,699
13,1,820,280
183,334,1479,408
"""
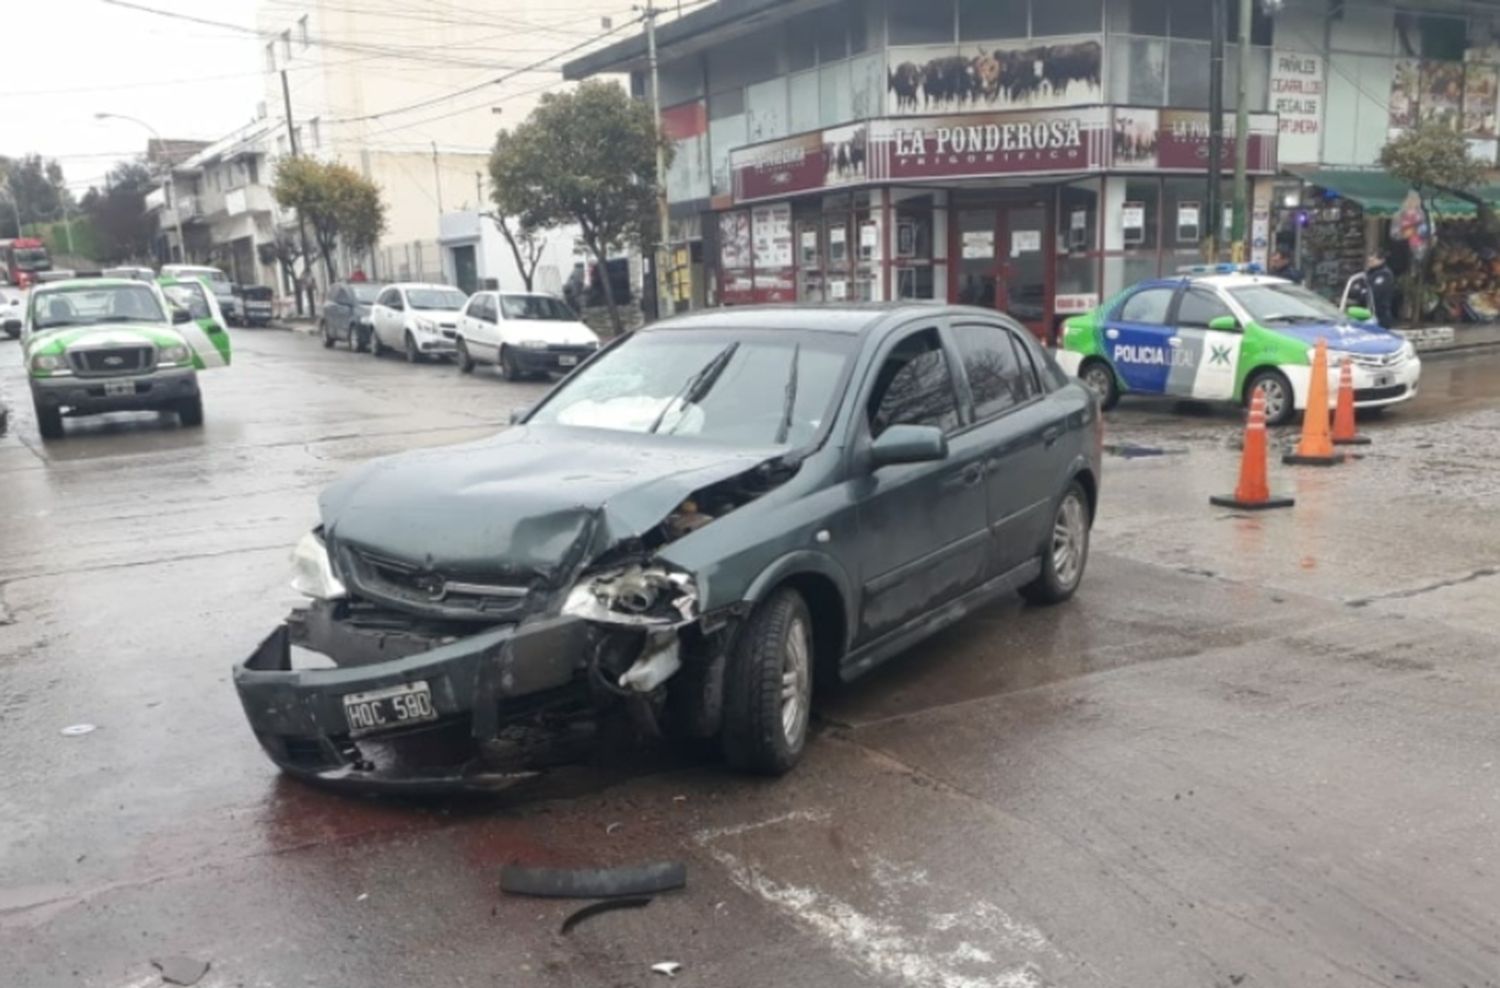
22,277,231,440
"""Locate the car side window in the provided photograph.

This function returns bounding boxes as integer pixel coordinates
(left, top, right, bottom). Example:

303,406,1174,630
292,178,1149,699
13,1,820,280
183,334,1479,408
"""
391,291,405,311
482,296,497,323
465,296,485,319
866,327,961,438
1009,334,1043,398
376,289,393,307
1117,286,1176,325
1176,287,1234,328
953,323,1035,420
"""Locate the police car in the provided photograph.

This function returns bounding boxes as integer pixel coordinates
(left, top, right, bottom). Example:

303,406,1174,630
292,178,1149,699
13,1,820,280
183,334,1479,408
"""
1055,265,1421,425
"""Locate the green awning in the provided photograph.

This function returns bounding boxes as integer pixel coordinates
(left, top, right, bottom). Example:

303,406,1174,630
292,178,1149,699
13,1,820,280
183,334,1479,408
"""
1287,167,1500,218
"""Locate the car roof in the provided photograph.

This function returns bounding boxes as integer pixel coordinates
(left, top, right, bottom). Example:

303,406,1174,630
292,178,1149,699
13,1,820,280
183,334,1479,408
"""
643,302,977,336
392,282,462,291
1131,273,1293,292
33,277,152,292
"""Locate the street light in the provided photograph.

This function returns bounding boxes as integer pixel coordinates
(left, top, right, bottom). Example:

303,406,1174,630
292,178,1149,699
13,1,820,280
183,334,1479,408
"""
95,111,185,262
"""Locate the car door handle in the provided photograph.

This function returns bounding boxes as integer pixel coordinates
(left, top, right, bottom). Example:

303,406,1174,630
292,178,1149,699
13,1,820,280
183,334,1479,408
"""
1104,328,1119,340
1167,336,1183,346
944,464,984,490
1042,425,1063,447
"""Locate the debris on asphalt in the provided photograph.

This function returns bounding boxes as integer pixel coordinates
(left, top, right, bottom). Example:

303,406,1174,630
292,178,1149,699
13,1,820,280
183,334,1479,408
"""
60,724,97,737
356,893,369,902
151,955,210,986
651,961,682,977
500,861,686,899
559,895,652,935
605,821,624,834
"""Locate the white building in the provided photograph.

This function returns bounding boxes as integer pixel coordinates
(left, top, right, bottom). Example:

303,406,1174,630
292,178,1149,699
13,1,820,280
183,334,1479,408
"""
436,211,582,295
254,0,625,282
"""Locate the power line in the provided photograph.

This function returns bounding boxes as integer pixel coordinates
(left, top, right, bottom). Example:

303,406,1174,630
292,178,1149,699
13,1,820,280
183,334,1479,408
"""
257,0,614,39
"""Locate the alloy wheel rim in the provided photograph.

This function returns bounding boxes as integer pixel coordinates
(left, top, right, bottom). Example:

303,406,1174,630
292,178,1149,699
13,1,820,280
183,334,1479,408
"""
1051,493,1087,589
1260,380,1287,421
781,616,811,744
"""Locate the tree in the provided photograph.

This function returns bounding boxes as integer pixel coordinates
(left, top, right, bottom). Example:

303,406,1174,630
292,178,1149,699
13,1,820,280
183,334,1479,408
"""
1379,123,1489,320
258,227,307,307
489,80,669,334
0,154,70,237
490,213,545,292
271,157,387,282
81,160,156,262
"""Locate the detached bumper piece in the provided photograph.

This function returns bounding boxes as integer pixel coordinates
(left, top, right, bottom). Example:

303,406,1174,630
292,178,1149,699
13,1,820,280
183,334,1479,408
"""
234,614,600,793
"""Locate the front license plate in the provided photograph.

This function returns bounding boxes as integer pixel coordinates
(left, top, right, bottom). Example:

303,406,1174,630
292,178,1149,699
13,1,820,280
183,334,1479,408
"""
103,381,135,397
342,681,437,737
558,355,578,366
1374,373,1392,388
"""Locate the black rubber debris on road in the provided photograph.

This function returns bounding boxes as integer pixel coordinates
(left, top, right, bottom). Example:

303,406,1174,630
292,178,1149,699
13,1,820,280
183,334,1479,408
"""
500,861,687,899
560,896,654,934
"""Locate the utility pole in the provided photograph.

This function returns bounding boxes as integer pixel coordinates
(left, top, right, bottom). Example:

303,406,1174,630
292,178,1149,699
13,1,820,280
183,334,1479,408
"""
1206,0,1224,262
475,171,484,209
431,141,444,218
1231,0,1253,262
644,0,673,320
281,69,316,315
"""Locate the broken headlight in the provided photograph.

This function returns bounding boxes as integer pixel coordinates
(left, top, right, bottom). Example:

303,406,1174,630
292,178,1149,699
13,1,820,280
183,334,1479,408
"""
562,565,699,626
290,531,347,600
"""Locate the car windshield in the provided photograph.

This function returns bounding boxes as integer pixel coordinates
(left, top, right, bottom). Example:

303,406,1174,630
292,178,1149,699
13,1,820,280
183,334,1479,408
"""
162,282,211,320
528,328,853,448
1230,283,1347,324
16,248,49,269
176,268,231,287
33,284,167,330
499,294,575,321
407,288,468,310
351,284,381,302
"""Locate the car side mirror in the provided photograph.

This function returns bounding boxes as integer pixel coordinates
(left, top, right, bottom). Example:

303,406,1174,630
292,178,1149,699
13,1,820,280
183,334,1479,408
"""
870,424,948,469
1207,315,1239,332
1345,305,1372,322
171,307,193,324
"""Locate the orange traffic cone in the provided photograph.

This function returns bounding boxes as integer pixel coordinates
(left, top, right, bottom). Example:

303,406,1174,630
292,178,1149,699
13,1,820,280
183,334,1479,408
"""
1331,357,1370,446
1283,338,1345,466
1211,386,1295,510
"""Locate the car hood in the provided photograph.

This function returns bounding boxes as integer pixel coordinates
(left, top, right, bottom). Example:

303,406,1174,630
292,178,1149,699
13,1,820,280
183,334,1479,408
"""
26,324,183,356
504,320,598,345
320,425,780,584
1260,321,1406,355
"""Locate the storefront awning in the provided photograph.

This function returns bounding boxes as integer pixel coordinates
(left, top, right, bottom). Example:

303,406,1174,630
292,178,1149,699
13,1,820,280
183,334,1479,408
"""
1287,166,1500,218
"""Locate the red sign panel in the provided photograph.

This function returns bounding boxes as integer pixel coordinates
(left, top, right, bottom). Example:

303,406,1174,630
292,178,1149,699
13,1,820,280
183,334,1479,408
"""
870,108,1109,182
731,123,868,203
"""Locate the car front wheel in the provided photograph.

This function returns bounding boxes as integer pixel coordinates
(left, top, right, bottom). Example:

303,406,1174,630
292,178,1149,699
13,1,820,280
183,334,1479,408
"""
404,332,422,364
1246,368,1294,426
722,587,813,775
1080,358,1120,410
1020,480,1090,605
176,395,205,427
320,321,335,348
34,397,63,440
457,339,475,373
499,345,522,381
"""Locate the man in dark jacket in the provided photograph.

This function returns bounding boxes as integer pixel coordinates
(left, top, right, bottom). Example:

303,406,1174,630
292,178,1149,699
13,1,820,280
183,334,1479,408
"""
1364,251,1397,326
1268,249,1303,284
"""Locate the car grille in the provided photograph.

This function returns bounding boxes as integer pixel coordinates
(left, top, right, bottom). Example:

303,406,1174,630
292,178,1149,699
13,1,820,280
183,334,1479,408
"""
335,543,538,621
1347,350,1404,369
70,346,154,377
441,329,457,340
545,344,595,354
1354,384,1408,402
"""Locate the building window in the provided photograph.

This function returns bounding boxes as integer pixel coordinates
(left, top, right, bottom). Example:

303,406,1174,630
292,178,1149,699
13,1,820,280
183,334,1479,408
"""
815,5,847,62
1167,40,1212,107
1110,36,1166,105
1106,0,1166,36
247,156,259,186
889,0,955,45
786,12,818,71
1166,0,1210,40
309,117,321,149
1032,0,1102,37
959,0,1026,41
1394,11,1467,60
265,42,275,72
298,14,310,47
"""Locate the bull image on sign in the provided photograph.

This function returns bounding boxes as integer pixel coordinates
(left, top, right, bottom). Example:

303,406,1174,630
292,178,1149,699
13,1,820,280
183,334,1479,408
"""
887,39,1102,115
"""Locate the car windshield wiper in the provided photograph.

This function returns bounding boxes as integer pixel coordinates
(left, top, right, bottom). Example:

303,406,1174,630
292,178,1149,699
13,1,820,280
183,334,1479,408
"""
648,342,740,435
774,343,801,445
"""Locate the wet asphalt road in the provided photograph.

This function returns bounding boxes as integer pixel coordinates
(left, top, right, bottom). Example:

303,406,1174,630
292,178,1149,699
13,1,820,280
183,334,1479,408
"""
2,329,1498,988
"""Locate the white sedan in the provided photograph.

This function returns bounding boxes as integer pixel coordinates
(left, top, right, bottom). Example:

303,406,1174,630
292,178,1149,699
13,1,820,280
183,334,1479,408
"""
369,283,470,363
454,290,600,380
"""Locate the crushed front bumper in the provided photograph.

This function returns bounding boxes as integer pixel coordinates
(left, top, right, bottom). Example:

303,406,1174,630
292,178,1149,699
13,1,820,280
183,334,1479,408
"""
233,610,602,793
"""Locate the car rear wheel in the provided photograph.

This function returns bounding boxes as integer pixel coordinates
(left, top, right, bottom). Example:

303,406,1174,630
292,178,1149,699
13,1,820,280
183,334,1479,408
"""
722,587,813,775
499,345,521,381
1020,480,1090,605
1246,368,1294,426
34,398,63,440
176,395,205,428
1080,358,1120,410
320,321,335,348
457,339,476,374
404,332,422,364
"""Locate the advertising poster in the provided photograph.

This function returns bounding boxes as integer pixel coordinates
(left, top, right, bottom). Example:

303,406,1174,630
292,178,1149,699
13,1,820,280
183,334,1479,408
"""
1011,230,1041,255
1122,202,1145,245
1463,62,1499,138
1389,59,1421,132
962,230,994,259
1111,106,1160,169
886,38,1103,115
1270,51,1324,163
751,204,792,269
829,226,848,265
1420,61,1463,129
718,211,751,271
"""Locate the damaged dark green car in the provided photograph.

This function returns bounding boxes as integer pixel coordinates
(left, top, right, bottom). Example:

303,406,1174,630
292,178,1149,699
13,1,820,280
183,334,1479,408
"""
234,304,1102,791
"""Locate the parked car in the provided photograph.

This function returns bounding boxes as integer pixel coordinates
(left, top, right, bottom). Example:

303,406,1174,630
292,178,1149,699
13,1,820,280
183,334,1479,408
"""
321,281,384,351
23,277,231,439
369,283,468,362
1,283,22,338
158,276,233,368
236,285,275,327
161,264,243,325
1056,265,1421,425
233,304,1101,791
102,266,157,283
454,290,600,379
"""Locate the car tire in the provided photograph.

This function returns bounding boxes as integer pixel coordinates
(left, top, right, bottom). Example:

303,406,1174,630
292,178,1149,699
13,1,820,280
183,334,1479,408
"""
320,321,335,348
499,345,521,381
176,395,205,428
722,587,814,776
1020,480,1090,606
457,339,476,373
1080,358,1120,410
34,398,63,440
404,332,422,364
370,330,385,357
1246,368,1294,426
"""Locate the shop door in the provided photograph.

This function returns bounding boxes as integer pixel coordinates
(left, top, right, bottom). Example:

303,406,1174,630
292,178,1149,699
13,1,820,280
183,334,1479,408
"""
951,205,1051,340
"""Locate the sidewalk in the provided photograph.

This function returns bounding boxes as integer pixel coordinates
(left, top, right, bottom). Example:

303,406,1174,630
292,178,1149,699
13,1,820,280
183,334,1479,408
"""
1397,324,1500,356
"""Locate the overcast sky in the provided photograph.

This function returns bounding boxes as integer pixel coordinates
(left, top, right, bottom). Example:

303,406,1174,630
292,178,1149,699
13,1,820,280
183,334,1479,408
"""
5,1,263,195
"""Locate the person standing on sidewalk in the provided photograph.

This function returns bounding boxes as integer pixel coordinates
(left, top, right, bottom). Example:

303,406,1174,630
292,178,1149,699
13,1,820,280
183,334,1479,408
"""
1364,252,1397,327
1268,249,1303,284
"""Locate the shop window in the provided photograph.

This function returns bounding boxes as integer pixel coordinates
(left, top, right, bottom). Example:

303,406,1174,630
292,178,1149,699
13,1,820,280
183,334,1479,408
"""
1109,37,1166,105
895,194,937,301
1166,0,1210,40
786,12,818,71
1105,0,1166,36
1167,40,1212,108
890,0,955,45
1123,179,1159,249
1032,0,1101,37
1163,178,1208,248
867,329,960,437
1059,181,1098,253
959,0,1025,41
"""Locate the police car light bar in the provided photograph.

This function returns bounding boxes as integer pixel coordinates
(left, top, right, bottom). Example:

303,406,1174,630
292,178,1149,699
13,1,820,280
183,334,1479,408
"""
1177,262,1264,275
